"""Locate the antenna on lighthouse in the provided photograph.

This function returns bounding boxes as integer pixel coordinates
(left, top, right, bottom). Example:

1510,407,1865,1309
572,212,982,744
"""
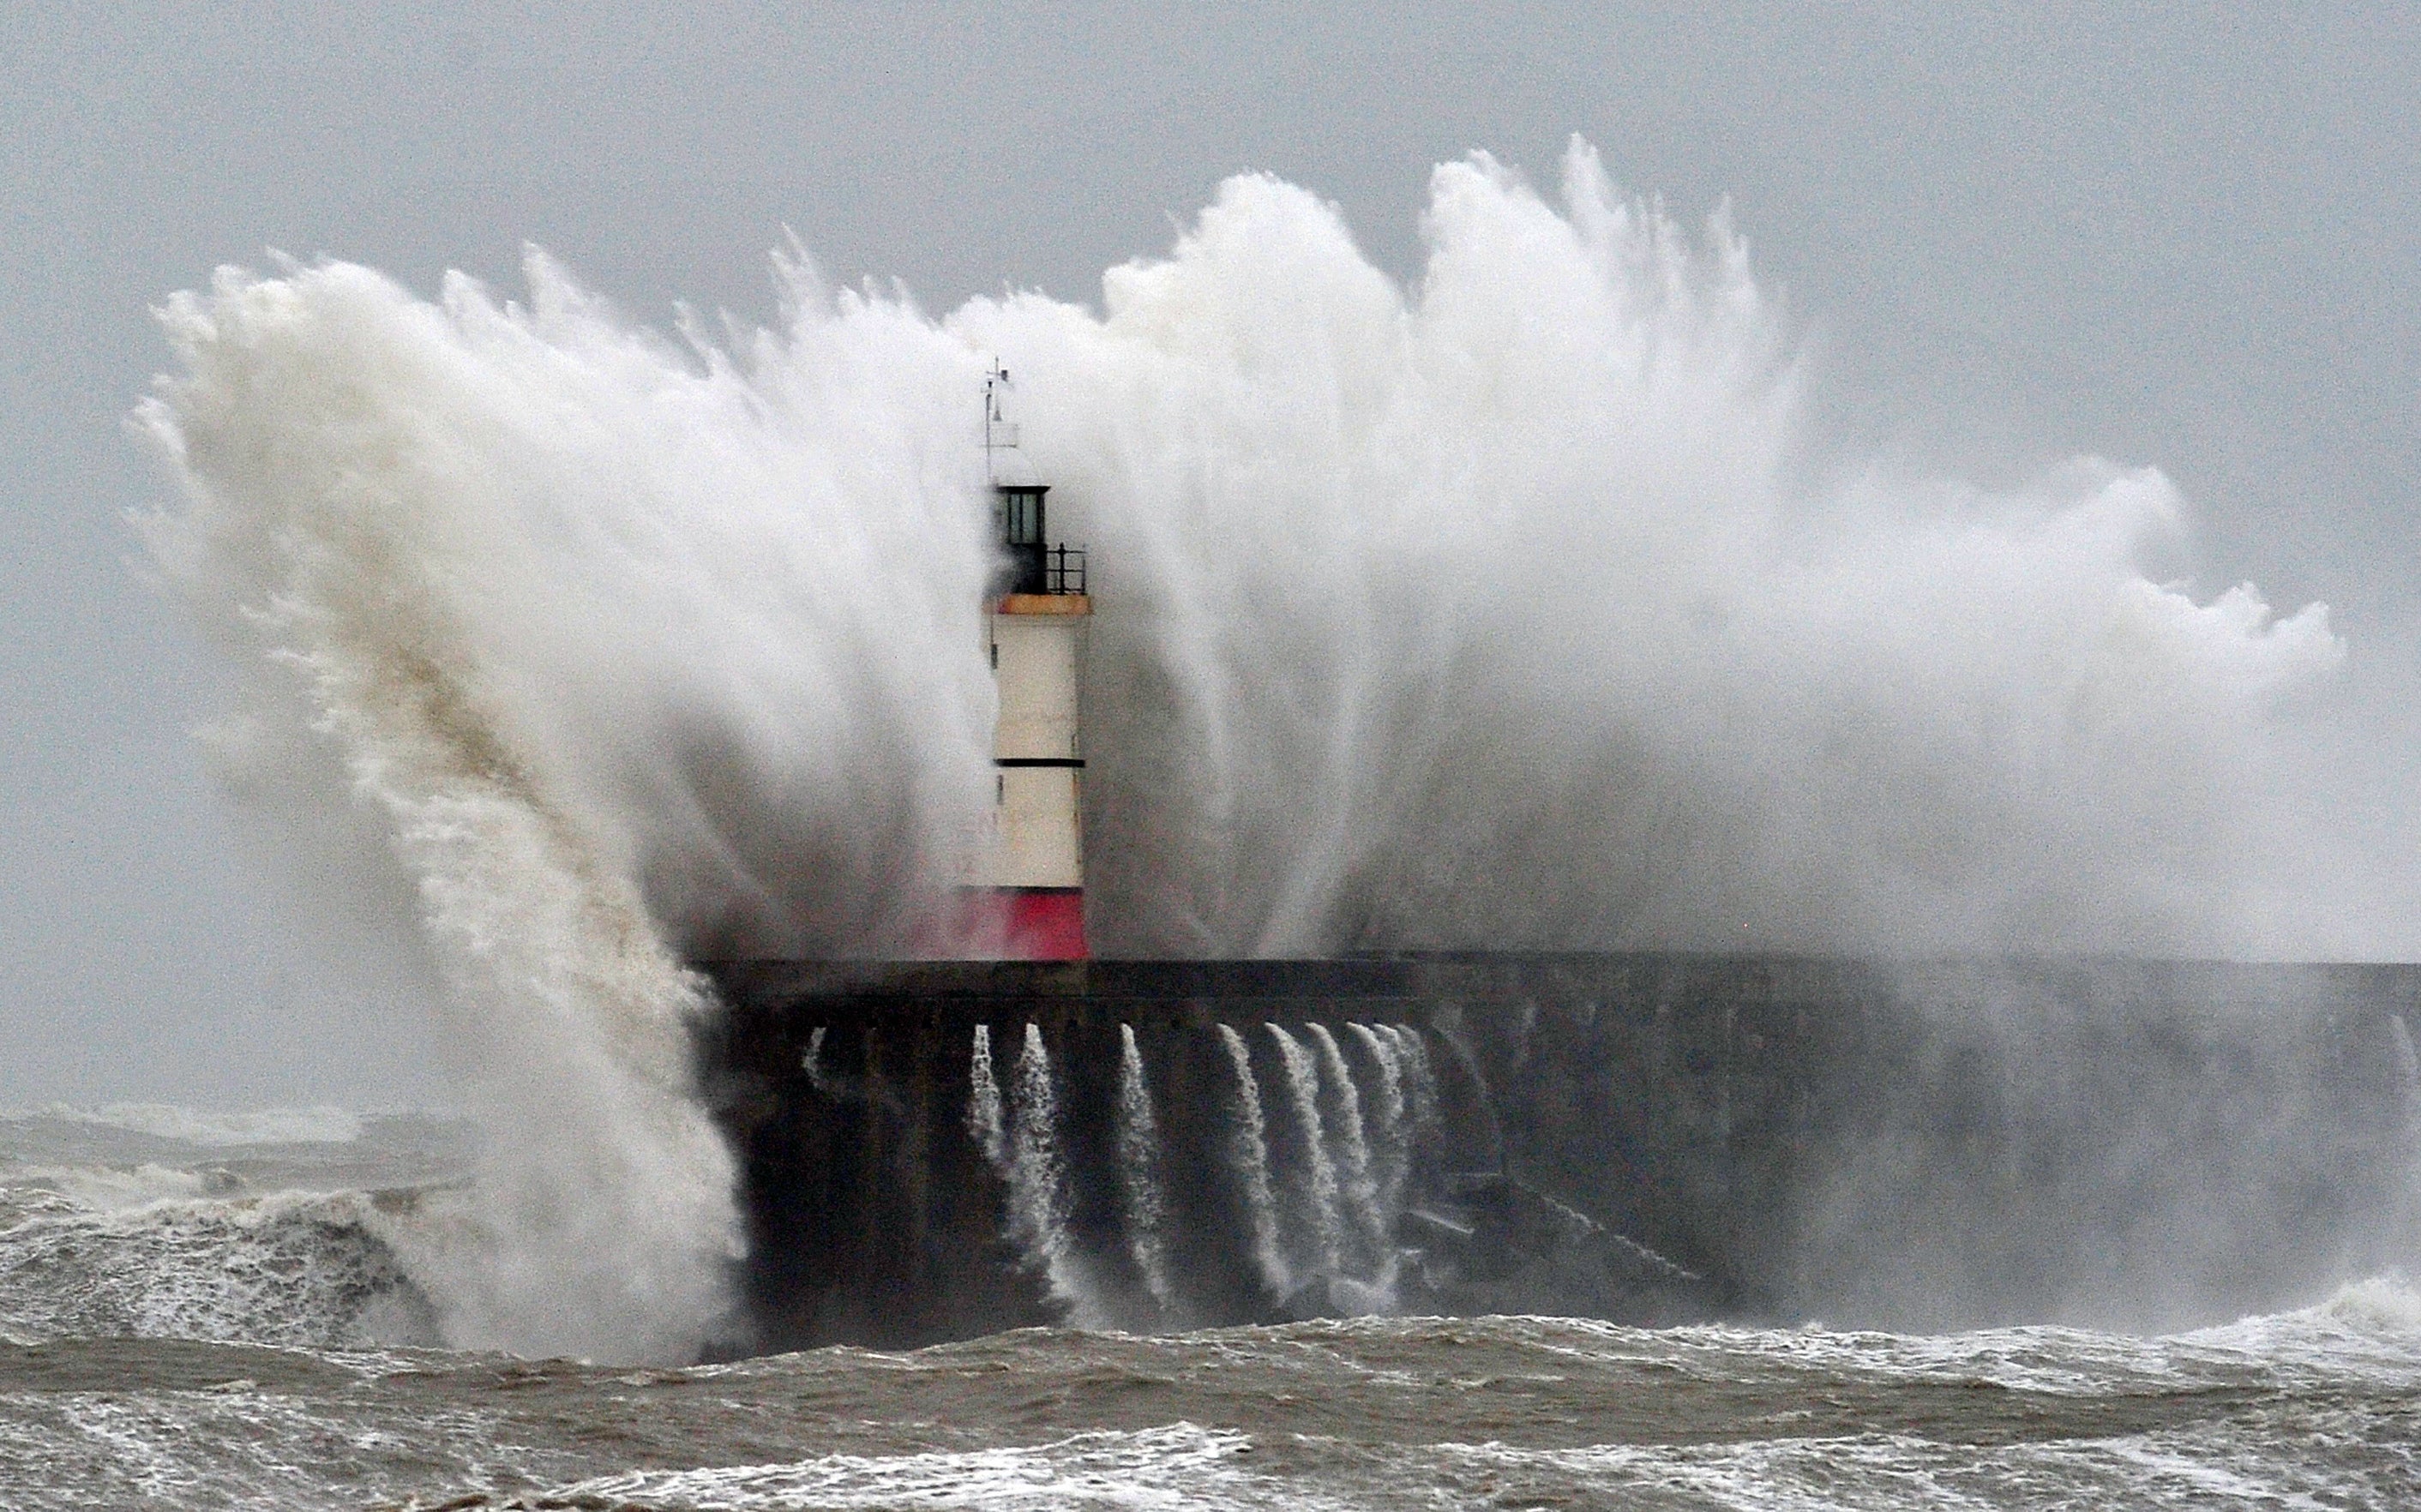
983,358,1019,483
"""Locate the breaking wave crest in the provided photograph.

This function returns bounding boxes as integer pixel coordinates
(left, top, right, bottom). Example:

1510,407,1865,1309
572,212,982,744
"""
28,1105,363,1148
138,140,2349,1355
0,1186,438,1351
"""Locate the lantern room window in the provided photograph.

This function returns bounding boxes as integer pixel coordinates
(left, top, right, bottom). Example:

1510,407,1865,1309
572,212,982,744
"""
999,485,1047,547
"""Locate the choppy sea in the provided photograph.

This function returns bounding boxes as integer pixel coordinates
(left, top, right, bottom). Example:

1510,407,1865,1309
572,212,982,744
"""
3,1106,2415,1509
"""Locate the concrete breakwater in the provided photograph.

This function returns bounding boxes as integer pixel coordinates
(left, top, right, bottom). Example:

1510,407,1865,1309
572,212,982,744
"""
695,956,2421,1352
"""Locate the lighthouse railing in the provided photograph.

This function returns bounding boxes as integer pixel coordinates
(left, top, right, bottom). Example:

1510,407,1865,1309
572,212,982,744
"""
1045,543,1087,596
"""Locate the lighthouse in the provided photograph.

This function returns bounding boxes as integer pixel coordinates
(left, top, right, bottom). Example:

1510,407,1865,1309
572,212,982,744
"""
966,365,1089,960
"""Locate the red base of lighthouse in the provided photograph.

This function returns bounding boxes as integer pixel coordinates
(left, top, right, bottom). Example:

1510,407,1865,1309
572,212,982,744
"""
998,888,1087,960
928,887,1088,961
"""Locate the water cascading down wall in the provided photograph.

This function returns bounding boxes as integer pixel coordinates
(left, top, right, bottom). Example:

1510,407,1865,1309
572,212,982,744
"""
697,954,2421,1350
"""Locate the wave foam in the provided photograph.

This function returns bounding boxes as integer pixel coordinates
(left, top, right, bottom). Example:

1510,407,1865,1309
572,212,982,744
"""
0,1187,440,1349
26,1104,363,1147
2182,1275,2421,1380
10,1163,213,1212
542,1425,1301,1511
2316,1274,2421,1335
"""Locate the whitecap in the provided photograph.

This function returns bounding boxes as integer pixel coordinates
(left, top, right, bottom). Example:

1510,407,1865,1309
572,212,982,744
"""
23,1104,363,1147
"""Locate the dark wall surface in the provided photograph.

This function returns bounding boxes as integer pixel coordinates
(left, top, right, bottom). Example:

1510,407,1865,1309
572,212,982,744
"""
697,956,2421,1352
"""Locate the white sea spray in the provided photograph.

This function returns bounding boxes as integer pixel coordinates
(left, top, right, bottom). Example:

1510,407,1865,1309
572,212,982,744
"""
137,140,2351,1355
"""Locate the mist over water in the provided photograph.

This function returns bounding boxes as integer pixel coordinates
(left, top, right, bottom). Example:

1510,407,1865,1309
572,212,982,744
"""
139,140,2368,1358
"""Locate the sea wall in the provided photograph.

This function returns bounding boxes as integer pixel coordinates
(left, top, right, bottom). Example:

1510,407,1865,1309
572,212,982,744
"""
696,957,2421,1350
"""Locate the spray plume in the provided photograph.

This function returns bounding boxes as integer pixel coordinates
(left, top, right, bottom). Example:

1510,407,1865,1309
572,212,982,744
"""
139,139,2346,1357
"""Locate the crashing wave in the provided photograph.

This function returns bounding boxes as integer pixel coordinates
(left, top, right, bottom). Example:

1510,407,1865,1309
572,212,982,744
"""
138,141,2352,1358
0,1185,442,1349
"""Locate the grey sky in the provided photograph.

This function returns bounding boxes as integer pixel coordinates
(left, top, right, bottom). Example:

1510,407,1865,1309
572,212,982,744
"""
3,3,2416,1104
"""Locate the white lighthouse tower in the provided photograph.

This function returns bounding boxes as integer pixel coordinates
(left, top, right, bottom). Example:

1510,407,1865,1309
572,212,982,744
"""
965,364,1089,959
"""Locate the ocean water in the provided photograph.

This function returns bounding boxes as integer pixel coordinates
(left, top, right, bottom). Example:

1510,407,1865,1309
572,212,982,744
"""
5,1107,2415,1509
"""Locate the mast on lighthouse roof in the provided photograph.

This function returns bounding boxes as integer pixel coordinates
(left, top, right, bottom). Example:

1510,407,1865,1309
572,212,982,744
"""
967,363,1089,960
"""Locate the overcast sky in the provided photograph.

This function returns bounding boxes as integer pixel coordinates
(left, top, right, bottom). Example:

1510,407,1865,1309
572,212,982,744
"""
3,3,2416,1105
